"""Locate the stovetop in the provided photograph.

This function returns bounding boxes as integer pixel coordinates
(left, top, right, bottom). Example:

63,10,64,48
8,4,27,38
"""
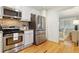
2,28,24,36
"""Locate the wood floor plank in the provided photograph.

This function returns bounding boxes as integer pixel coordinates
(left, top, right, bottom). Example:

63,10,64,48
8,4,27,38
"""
19,41,79,53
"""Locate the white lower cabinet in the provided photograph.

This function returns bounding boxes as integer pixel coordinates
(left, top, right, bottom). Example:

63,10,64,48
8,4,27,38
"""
23,30,33,48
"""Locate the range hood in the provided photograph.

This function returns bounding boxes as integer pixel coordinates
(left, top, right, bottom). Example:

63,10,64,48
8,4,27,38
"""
0,6,22,19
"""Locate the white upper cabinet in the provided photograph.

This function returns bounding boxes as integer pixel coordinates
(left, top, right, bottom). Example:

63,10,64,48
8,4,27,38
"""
20,6,40,21
20,6,31,21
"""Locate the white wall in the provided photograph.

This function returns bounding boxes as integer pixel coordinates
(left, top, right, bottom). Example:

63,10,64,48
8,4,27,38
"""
46,10,59,42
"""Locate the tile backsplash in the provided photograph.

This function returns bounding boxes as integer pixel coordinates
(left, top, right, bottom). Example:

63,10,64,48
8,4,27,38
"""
0,19,28,28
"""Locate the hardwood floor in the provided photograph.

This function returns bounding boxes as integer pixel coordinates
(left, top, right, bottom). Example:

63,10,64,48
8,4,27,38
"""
19,41,79,53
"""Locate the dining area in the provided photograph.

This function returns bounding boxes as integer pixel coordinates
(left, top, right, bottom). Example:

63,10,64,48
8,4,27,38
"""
59,16,79,47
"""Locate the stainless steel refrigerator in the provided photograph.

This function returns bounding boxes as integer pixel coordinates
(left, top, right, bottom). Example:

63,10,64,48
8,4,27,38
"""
29,14,47,45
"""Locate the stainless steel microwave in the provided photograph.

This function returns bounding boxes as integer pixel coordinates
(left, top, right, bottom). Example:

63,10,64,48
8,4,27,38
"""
0,6,22,19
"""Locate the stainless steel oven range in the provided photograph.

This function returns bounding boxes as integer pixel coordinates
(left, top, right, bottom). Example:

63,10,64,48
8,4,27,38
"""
3,29,24,53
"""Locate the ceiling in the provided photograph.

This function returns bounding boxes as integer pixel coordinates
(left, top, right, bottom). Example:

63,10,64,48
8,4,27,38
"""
59,6,79,17
31,6,79,17
31,6,74,11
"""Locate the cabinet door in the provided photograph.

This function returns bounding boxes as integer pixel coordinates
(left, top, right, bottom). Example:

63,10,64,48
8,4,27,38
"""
24,31,30,45
24,31,33,45
29,31,33,43
21,7,31,21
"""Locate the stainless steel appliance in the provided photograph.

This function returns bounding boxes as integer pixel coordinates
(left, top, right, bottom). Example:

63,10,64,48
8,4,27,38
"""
3,28,24,53
0,6,22,19
29,14,47,45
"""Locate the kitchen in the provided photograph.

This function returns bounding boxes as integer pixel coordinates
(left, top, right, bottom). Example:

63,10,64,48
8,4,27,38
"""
1,6,79,53
0,6,47,53
0,0,79,59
